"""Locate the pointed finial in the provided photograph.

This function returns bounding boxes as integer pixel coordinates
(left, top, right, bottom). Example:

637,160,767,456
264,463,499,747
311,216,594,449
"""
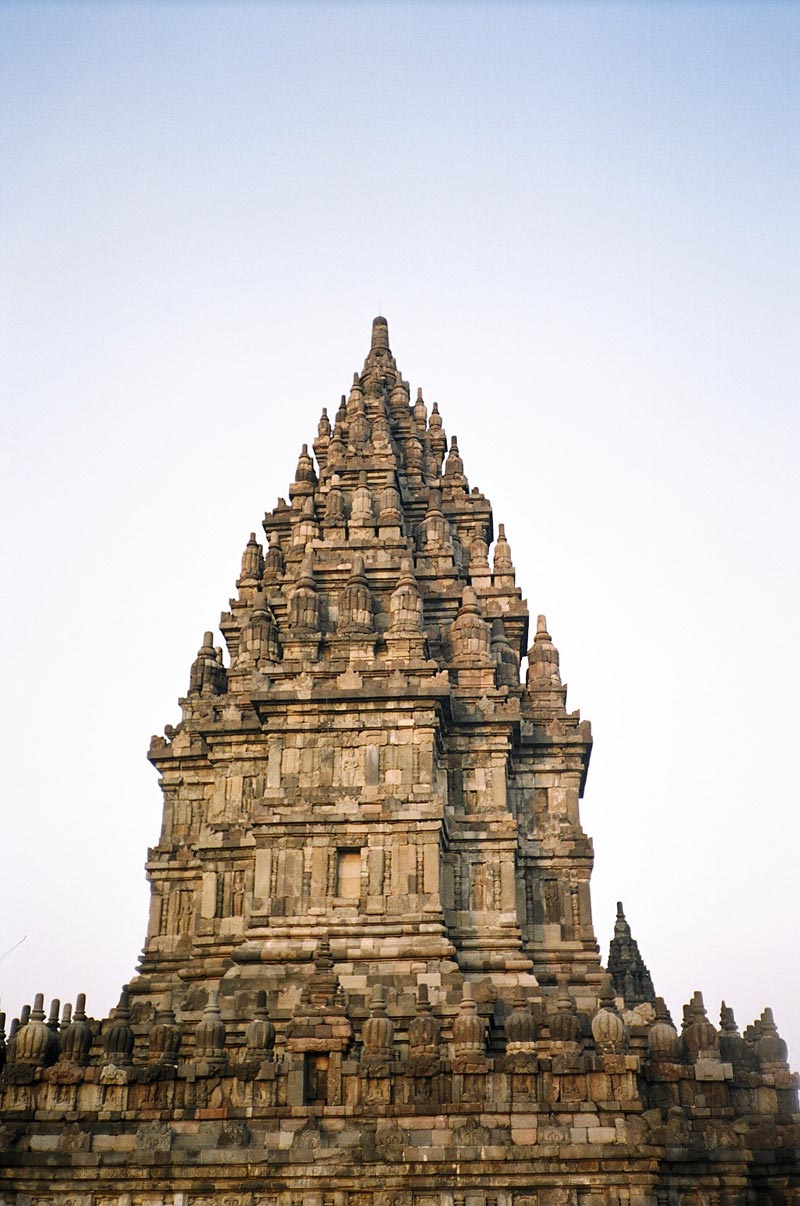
413,386,427,425
526,616,562,689
493,523,515,574
491,616,519,686
371,315,390,352
294,444,317,485
443,435,465,479
614,902,631,938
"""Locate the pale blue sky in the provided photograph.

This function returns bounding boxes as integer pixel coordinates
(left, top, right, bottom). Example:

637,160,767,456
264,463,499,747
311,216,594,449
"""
1,2,798,1056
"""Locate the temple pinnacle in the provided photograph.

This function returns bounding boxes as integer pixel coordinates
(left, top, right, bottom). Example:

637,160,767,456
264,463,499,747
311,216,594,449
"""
371,315,390,352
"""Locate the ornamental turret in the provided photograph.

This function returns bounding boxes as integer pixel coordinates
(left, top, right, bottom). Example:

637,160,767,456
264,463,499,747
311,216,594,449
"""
104,987,135,1068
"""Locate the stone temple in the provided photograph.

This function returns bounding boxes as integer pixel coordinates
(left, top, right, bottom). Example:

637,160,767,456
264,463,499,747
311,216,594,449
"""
1,317,797,1204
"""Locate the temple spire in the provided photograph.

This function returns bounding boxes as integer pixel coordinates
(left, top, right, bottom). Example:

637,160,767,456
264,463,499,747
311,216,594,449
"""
607,901,656,1008
371,315,390,352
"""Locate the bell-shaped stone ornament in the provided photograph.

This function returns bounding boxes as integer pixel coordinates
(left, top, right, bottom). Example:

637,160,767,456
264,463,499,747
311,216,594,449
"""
492,617,520,687
648,996,680,1060
377,476,403,526
59,996,90,1067
449,587,492,665
14,993,52,1068
413,386,427,427
718,1002,753,1067
317,407,331,439
756,1007,789,1070
293,443,318,486
453,983,486,1057
362,986,394,1059
493,523,515,574
591,977,627,1054
194,989,226,1062
338,555,374,634
188,632,226,697
104,987,135,1067
443,435,464,478
238,532,264,586
550,981,581,1045
245,991,276,1060
350,471,375,527
526,615,562,689
505,993,536,1053
389,559,424,634
264,531,285,578
409,984,440,1057
149,1006,181,1066
682,991,718,1061
288,553,320,634
324,477,347,524
240,591,281,666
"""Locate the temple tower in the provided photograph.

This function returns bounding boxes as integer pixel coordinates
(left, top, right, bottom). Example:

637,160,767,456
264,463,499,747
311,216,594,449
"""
3,318,795,1206
140,317,601,1021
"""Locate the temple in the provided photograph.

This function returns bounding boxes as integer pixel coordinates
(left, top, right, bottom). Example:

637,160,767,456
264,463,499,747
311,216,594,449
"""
1,317,797,1204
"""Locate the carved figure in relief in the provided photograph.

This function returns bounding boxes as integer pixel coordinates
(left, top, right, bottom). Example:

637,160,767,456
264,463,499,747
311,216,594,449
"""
470,862,487,910
232,869,245,915
176,889,194,935
545,876,560,923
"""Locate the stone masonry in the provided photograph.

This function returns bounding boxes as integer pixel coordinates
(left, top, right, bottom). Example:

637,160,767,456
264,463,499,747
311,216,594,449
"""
1,318,797,1204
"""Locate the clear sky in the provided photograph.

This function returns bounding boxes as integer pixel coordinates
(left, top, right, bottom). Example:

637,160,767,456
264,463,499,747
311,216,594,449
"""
1,2,798,1058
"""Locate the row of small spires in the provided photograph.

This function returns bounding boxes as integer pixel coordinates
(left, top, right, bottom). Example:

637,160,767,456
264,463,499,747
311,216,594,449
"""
305,411,466,482
238,500,514,581
187,606,560,696
1,979,789,1073
301,326,466,481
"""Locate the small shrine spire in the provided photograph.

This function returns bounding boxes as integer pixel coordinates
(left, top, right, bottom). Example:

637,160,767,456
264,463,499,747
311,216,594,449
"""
607,901,656,1008
526,615,561,688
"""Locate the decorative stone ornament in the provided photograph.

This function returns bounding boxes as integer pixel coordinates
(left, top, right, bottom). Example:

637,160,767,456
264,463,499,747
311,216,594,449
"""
452,983,486,1058
550,980,582,1046
526,614,561,688
103,987,135,1068
591,977,627,1054
682,991,719,1061
245,991,276,1060
13,994,51,1068
648,997,681,1061
238,532,264,587
504,993,536,1054
362,987,394,1062
194,988,226,1067
60,993,93,1066
149,1007,181,1066
408,984,440,1058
